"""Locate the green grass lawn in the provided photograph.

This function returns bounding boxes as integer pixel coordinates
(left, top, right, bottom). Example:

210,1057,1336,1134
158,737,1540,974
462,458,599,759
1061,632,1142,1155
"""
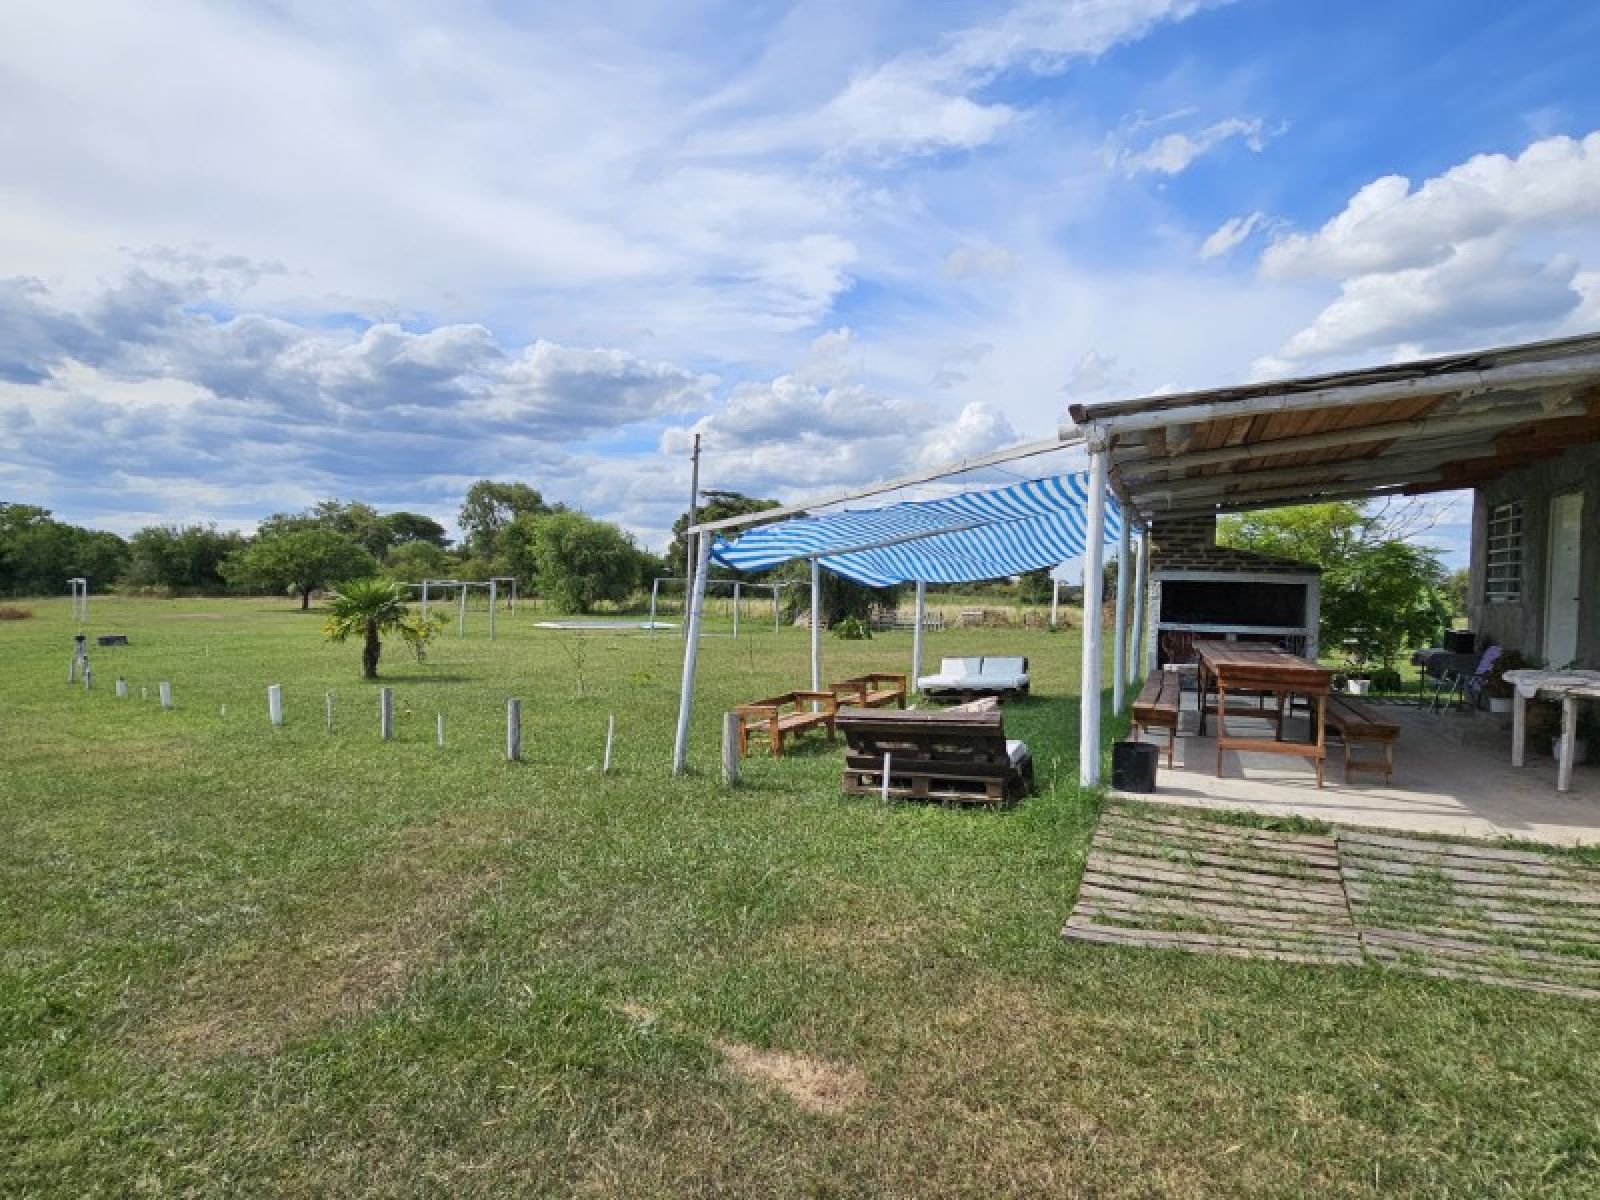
2,597,1597,1197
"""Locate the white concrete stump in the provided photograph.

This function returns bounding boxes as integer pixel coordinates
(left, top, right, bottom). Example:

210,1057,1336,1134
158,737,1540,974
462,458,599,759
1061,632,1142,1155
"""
380,687,394,740
158,681,173,709
506,698,522,761
141,686,148,702
603,714,615,774
436,713,445,748
721,711,740,785
325,691,334,734
268,684,284,727
115,677,128,699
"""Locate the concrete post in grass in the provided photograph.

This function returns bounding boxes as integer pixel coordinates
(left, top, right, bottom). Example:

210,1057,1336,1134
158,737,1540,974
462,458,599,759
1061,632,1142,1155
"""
268,684,284,727
158,681,173,709
116,677,128,698
721,711,739,785
82,661,92,690
603,714,615,774
380,687,394,740
506,698,522,761
325,691,334,734
436,712,445,747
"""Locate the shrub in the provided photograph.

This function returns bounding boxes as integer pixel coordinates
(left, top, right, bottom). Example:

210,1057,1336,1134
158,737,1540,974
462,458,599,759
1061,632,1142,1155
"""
1370,667,1404,693
832,616,870,640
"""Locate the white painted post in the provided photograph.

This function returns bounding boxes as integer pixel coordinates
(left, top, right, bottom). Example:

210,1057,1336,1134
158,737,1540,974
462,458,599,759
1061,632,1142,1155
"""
421,579,430,619
911,580,927,692
809,556,822,693
506,698,522,762
1079,449,1108,787
1112,516,1131,715
458,585,467,638
671,533,714,774
436,712,445,747
82,661,92,690
115,677,127,699
268,684,284,726
325,691,334,733
649,577,660,634
603,714,615,773
158,681,173,709
721,711,739,784
880,752,892,803
488,579,497,640
732,581,741,639
1131,525,1150,684
773,585,781,634
1050,576,1061,630
380,687,394,740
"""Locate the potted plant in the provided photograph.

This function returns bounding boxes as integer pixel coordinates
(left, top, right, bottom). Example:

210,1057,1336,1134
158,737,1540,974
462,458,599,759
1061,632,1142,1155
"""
1484,649,1536,715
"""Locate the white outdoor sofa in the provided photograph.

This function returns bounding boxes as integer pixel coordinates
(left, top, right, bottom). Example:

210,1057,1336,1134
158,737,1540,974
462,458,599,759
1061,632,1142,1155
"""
916,656,1030,700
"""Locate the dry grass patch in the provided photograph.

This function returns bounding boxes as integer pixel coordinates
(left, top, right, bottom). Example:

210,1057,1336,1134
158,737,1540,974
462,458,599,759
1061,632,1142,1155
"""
716,1039,866,1116
148,815,509,1057
0,604,33,619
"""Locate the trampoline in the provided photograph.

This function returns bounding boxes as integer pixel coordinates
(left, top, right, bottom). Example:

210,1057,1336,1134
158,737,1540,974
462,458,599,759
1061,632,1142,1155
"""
533,619,678,631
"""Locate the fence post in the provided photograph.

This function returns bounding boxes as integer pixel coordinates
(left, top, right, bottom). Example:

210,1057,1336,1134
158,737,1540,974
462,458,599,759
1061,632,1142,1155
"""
721,712,740,785
380,687,394,740
603,714,615,773
268,684,284,726
436,712,445,748
158,682,173,709
506,699,522,761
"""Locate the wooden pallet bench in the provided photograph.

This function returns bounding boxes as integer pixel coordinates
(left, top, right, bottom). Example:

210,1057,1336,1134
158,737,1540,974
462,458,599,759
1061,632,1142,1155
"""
1320,695,1400,784
828,673,908,709
735,691,839,758
836,705,1033,805
1132,671,1182,768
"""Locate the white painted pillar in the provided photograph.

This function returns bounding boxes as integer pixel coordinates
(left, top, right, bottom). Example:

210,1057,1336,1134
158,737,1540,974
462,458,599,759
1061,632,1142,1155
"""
268,684,284,726
1079,448,1109,787
488,580,497,640
809,556,822,692
911,580,926,691
773,586,781,634
732,581,741,639
1112,518,1131,714
458,585,467,637
1050,576,1061,629
380,687,394,739
671,533,714,774
649,577,660,634
421,579,429,619
506,698,522,761
1131,525,1150,684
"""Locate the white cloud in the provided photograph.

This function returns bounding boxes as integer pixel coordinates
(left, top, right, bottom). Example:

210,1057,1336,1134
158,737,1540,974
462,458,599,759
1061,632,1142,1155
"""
1113,117,1270,177
1262,132,1600,280
1062,349,1132,396
1200,211,1270,259
1260,131,1600,367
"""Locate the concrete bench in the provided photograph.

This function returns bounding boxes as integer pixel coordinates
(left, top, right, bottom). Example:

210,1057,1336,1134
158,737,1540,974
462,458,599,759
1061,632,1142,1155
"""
1132,671,1182,768
735,691,840,758
1321,696,1400,784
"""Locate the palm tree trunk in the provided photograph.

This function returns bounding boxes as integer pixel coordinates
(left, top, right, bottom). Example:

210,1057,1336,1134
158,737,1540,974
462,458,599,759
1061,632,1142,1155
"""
363,619,381,679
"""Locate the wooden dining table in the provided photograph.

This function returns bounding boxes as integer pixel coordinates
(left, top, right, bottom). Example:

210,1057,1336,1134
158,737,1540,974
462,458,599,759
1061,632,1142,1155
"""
1193,638,1333,788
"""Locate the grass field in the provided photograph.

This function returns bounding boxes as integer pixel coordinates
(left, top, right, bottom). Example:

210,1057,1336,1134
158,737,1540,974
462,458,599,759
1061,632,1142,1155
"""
3,596,1598,1197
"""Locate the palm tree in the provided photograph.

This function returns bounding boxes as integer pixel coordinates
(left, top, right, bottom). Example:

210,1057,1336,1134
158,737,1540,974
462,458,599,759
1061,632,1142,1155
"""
322,579,439,679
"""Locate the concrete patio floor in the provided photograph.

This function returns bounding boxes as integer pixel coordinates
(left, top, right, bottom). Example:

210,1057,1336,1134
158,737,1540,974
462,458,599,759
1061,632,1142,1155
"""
1120,699,1600,847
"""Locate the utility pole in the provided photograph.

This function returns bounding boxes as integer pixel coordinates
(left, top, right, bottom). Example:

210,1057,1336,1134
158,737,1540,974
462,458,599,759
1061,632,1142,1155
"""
685,432,701,595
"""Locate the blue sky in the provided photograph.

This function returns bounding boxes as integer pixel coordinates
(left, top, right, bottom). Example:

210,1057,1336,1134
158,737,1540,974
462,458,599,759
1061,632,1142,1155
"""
4,0,1600,563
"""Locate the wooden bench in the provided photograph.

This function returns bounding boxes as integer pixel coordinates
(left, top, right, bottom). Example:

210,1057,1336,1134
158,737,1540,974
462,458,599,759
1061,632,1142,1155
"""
1320,695,1400,784
836,707,1033,805
828,673,908,709
735,691,840,758
1132,671,1183,768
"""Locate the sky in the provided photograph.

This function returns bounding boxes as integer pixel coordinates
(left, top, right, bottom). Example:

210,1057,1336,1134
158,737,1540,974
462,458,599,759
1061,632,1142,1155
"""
4,0,1600,565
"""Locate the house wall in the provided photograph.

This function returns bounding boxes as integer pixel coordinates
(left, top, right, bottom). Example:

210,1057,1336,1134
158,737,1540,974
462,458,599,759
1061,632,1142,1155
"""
1470,443,1600,668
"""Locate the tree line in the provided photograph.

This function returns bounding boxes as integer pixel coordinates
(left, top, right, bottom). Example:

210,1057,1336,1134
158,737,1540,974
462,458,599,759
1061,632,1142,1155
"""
0,482,697,613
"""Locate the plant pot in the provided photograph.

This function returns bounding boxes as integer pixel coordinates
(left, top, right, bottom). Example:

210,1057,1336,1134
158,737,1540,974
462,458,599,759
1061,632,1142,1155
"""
1346,679,1371,696
1488,695,1513,714
1552,734,1589,766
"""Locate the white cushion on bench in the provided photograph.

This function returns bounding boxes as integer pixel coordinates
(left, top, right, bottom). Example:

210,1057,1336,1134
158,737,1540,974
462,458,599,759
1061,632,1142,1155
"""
1005,738,1030,767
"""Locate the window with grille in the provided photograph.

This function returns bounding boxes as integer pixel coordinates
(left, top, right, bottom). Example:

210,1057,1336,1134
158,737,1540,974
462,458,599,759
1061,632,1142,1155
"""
1484,502,1523,603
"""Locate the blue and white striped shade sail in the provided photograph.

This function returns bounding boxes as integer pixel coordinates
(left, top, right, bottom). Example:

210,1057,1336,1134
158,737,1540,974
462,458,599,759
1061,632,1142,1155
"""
709,472,1122,587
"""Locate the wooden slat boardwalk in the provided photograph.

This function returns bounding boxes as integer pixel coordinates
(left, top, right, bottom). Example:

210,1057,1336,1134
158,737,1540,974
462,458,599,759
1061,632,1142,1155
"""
1064,805,1600,1000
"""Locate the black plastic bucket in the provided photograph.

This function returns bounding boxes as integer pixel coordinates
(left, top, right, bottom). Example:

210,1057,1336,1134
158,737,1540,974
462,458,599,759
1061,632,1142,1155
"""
1111,741,1159,793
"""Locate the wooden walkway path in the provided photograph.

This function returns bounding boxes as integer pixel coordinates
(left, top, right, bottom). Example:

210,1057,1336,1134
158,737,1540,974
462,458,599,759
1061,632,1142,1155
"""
1063,805,1600,1000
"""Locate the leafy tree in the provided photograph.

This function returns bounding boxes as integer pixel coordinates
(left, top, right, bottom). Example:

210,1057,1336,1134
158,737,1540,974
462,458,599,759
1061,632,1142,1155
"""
384,540,452,580
458,481,552,558
381,511,450,549
1444,566,1470,617
260,500,393,559
0,503,127,596
509,510,644,613
776,560,899,627
222,529,377,609
124,524,246,592
1219,503,1451,667
322,578,442,679
668,490,780,579
1015,567,1054,605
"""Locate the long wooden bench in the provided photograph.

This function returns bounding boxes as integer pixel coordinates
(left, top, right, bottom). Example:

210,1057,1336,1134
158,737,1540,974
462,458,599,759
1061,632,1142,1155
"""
1320,695,1400,784
735,691,840,758
828,673,908,709
836,706,1033,805
1132,671,1183,768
